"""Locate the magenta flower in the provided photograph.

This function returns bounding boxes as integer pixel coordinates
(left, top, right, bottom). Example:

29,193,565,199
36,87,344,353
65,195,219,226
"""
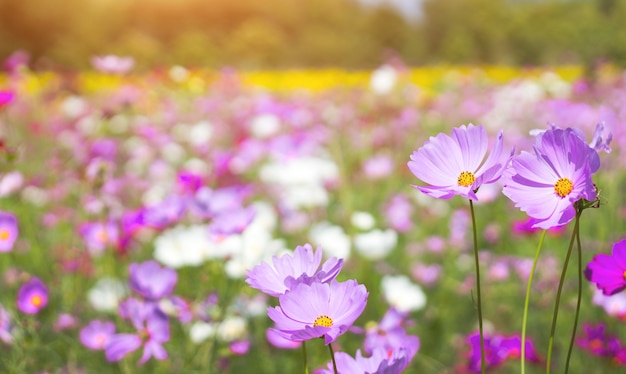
80,320,116,350
466,332,541,373
17,277,48,315
576,323,622,357
585,239,626,295
246,243,344,297
408,124,511,201
128,260,178,300
267,279,368,345
502,127,598,229
0,211,18,252
0,90,15,108
363,307,420,361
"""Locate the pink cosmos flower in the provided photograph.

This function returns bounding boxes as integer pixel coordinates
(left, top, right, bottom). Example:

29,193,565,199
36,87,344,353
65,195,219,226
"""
585,239,626,295
90,55,135,75
318,347,410,374
408,124,511,201
502,127,598,229
17,277,48,315
267,279,368,345
80,320,116,350
0,211,18,252
246,243,343,297
0,90,15,109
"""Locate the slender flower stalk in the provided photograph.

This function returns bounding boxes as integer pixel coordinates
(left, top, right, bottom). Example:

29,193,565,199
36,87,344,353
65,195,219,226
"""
328,343,338,374
469,199,485,373
546,210,581,373
302,341,309,374
565,228,583,373
521,229,547,374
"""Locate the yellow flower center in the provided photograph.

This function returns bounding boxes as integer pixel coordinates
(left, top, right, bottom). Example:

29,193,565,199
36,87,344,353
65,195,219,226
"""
623,270,626,280
457,171,476,187
554,178,573,198
313,315,333,327
96,229,108,243
30,295,43,307
0,229,9,241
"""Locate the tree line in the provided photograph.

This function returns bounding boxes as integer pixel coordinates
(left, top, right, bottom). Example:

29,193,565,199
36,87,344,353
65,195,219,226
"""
0,0,623,71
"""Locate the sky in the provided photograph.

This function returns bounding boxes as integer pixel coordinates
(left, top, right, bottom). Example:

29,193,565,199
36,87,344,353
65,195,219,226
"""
356,0,423,21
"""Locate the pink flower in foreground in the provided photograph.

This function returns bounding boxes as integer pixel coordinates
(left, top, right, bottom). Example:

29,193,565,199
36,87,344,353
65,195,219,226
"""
408,124,511,201
246,243,343,297
268,279,368,345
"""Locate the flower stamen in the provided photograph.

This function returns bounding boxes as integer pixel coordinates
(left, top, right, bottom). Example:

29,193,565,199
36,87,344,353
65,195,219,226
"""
0,229,9,241
457,171,476,187
313,315,333,327
554,177,574,198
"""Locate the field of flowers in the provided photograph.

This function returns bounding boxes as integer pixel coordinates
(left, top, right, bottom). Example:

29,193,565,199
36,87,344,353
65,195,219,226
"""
0,58,625,373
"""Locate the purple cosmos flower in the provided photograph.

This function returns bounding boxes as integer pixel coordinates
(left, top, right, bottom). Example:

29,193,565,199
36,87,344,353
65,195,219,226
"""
207,206,256,236
129,260,178,300
137,195,187,230
466,332,540,373
408,124,511,201
17,277,48,315
585,239,626,295
266,327,301,349
267,279,368,345
363,307,420,361
80,320,116,350
105,299,170,364
576,323,622,357
502,127,598,229
246,243,344,297
318,348,410,374
190,185,252,219
78,221,119,255
0,211,18,252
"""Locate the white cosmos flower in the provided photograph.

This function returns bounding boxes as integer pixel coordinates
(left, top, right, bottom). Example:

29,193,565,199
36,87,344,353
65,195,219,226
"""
87,277,128,312
217,316,247,342
381,275,426,313
250,113,281,138
309,221,351,261
350,211,376,230
190,321,216,344
154,224,211,268
353,228,397,260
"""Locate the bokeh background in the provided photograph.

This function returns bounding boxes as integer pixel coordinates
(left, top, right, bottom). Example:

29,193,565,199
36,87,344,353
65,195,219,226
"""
1,0,625,72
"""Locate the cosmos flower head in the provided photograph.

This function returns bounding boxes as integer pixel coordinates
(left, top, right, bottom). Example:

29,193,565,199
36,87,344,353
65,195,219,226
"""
267,279,368,345
502,126,599,229
318,347,410,374
246,243,343,298
0,90,15,109
465,331,541,373
408,124,511,201
80,320,116,350
585,239,626,296
0,211,18,252
128,260,178,300
17,277,48,315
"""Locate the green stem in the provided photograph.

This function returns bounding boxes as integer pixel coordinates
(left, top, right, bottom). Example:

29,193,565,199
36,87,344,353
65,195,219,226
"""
328,342,338,374
521,229,547,374
302,341,309,374
546,211,581,373
469,199,485,374
564,226,583,373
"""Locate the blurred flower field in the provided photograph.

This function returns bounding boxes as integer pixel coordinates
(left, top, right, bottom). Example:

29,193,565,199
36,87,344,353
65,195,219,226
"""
0,57,625,373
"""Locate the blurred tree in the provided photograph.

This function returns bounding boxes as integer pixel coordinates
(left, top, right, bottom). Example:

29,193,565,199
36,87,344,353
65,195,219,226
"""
224,18,289,68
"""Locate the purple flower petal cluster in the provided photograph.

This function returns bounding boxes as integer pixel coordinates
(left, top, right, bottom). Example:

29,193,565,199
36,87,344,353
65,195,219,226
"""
585,239,626,295
0,211,18,252
129,260,178,300
246,243,343,297
408,124,511,201
502,126,599,229
465,331,541,373
268,279,367,345
363,307,420,362
577,323,626,364
80,320,116,350
318,347,411,374
17,277,48,315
